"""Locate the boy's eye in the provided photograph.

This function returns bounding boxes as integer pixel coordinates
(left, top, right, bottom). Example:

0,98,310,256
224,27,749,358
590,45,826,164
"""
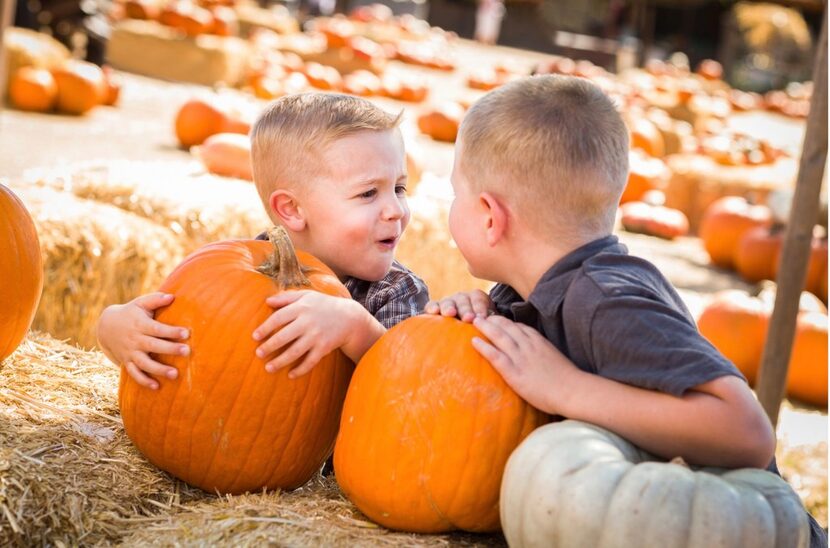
359,189,377,199
395,185,407,195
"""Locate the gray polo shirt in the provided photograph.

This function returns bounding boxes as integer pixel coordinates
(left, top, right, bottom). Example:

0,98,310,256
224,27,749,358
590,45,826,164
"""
490,235,827,548
490,235,744,396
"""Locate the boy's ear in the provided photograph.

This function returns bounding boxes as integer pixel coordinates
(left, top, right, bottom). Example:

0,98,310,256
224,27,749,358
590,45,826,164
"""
269,190,306,231
479,191,508,246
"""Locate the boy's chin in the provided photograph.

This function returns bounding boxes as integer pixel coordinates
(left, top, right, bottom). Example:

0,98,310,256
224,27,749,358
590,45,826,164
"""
349,260,394,282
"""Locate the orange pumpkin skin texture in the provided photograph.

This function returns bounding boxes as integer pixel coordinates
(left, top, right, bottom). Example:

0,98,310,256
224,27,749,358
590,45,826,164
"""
697,290,768,384
333,315,548,533
119,230,354,494
0,184,44,362
9,67,57,112
51,60,106,115
735,225,783,283
788,312,828,407
699,196,772,270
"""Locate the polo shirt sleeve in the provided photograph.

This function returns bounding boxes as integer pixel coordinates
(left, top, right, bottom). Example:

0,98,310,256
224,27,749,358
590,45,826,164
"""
578,284,745,397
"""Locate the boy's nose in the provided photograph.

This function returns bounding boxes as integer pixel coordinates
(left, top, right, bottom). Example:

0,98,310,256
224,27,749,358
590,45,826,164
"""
382,196,405,220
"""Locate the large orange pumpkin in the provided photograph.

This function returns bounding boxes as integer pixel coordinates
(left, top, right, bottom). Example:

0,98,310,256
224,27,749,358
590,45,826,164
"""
0,184,44,362
119,228,354,494
698,196,772,269
333,315,548,533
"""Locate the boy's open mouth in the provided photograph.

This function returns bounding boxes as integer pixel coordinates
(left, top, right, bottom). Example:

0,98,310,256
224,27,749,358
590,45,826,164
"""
378,236,398,247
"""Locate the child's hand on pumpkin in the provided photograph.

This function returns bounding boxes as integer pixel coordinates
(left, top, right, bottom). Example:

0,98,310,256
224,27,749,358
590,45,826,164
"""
425,289,494,322
96,292,190,390
254,290,383,378
470,315,580,415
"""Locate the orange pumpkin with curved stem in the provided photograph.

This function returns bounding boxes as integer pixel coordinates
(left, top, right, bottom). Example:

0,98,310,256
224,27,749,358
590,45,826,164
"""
0,184,44,362
334,315,548,533
119,228,354,494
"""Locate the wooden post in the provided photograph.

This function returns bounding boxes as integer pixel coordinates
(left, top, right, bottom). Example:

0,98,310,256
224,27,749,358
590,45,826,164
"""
0,0,16,105
756,14,828,426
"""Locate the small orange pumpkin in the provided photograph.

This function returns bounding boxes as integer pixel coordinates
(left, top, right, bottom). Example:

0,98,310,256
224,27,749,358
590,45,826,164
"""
119,228,354,494
629,117,665,158
51,60,106,115
416,102,465,143
620,150,670,204
619,201,689,240
698,196,772,270
174,97,250,149
697,290,769,384
0,184,44,362
8,66,57,112
735,225,783,283
193,132,253,180
334,315,548,533
787,311,828,407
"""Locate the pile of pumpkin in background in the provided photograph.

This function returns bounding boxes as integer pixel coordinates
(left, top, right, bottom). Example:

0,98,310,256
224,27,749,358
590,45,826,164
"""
693,194,828,408
5,29,121,115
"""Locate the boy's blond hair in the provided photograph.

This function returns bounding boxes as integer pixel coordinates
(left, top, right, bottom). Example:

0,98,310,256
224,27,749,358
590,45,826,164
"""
458,75,629,239
251,93,401,205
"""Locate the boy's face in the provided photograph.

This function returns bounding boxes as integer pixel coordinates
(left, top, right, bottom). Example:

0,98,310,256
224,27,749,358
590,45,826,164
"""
448,144,492,281
299,129,410,281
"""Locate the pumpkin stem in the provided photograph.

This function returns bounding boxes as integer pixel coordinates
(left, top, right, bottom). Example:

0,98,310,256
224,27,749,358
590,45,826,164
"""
257,226,312,289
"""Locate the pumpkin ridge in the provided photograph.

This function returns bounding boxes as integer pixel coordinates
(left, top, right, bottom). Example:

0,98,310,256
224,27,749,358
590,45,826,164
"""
2,219,22,354
200,311,272,492
190,265,266,490
266,362,315,488
161,261,242,485
442,327,490,529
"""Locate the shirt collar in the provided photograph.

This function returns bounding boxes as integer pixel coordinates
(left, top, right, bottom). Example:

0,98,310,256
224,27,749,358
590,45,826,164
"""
513,235,624,316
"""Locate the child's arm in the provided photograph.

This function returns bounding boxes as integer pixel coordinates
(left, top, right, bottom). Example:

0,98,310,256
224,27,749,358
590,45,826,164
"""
425,289,494,322
253,290,385,377
97,293,190,390
471,314,776,469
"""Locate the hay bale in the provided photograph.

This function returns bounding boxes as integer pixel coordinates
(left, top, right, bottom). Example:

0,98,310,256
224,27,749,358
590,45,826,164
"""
0,333,506,546
10,183,185,348
3,27,70,95
107,20,252,86
117,476,506,546
397,173,492,300
0,333,204,546
664,154,798,233
27,160,271,252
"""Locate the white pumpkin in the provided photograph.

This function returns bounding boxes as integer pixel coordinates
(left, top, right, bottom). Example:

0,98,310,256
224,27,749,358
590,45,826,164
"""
500,420,809,548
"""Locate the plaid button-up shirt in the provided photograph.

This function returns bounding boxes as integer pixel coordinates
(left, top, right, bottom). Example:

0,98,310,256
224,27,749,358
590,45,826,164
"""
255,232,428,328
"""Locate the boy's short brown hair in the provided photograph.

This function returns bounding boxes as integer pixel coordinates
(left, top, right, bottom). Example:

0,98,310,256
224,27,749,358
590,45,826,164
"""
251,93,401,204
458,75,629,239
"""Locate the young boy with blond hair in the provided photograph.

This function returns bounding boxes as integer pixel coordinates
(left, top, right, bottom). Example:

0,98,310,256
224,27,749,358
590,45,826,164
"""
98,93,428,388
426,75,825,545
